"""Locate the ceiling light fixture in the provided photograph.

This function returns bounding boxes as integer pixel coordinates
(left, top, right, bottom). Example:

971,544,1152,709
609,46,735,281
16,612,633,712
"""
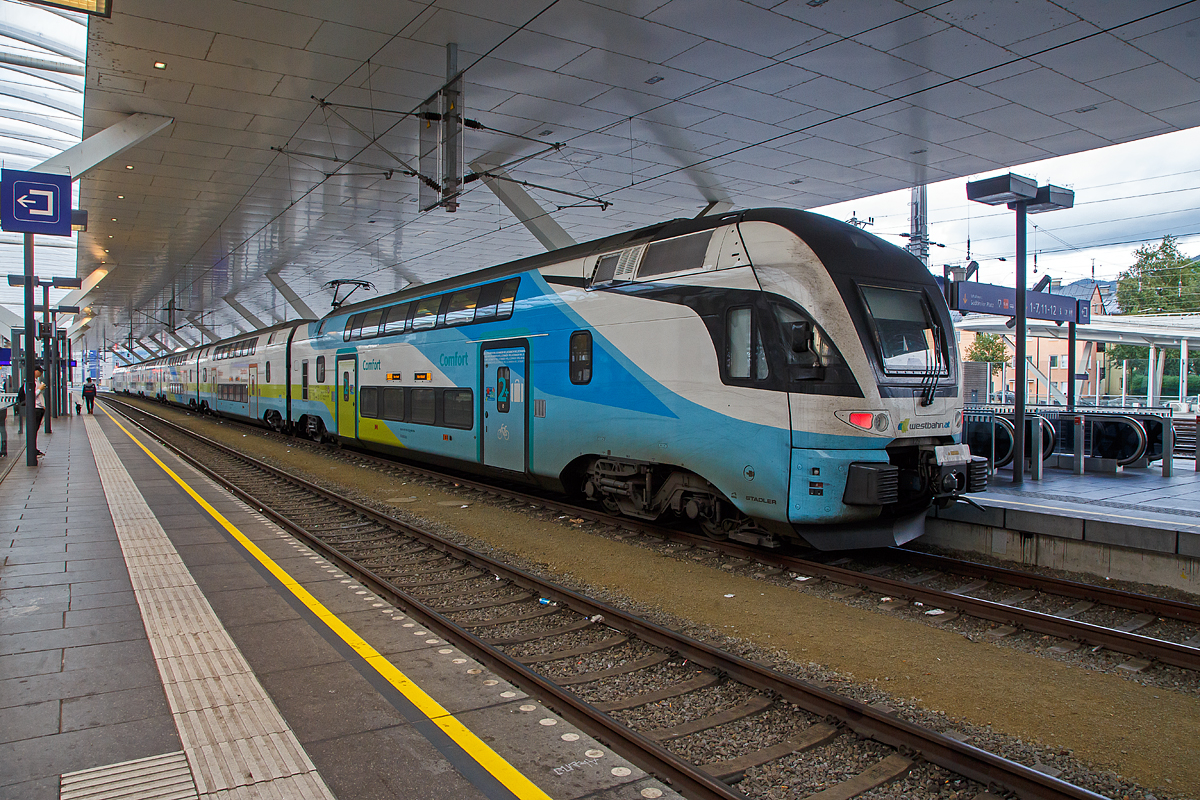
645,76,664,85
125,165,134,169
153,61,166,70
539,129,553,136
117,194,124,199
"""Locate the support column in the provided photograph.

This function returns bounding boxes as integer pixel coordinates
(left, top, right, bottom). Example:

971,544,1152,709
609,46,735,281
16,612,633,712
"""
187,314,218,343
266,270,318,319
224,295,266,330
471,161,577,251
1183,340,1190,404
1147,345,1158,407
164,330,194,350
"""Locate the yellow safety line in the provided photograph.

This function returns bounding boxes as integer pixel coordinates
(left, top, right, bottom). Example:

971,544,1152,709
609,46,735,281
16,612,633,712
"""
99,406,553,800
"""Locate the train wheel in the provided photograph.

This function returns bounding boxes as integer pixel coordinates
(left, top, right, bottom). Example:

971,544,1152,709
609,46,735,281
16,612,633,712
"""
700,517,731,541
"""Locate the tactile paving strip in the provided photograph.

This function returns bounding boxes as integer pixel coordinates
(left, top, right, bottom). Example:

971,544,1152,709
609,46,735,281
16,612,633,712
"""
84,416,336,800
60,750,197,800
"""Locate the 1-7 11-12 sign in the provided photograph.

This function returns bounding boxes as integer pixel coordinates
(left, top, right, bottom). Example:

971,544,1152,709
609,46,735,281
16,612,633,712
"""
950,280,1090,324
0,169,74,237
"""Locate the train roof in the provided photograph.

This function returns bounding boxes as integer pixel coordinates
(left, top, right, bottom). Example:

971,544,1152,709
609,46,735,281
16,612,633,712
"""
329,207,932,317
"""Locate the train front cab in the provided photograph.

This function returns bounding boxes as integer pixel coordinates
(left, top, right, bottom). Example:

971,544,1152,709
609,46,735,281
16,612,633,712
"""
741,215,986,550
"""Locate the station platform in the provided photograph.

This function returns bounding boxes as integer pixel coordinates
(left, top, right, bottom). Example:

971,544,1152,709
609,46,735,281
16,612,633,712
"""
927,457,1200,591
0,410,677,800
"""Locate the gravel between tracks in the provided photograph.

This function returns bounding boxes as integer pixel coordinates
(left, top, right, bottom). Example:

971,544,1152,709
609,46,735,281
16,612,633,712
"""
111,399,1200,799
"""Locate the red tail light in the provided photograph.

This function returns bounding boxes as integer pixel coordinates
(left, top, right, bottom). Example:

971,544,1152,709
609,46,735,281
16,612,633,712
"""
848,412,874,429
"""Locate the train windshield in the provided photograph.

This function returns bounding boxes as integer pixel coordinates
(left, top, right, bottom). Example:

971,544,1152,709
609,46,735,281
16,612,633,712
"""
859,285,947,375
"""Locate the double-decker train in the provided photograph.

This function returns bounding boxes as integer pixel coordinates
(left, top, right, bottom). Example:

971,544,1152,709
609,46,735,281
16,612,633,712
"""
112,208,986,549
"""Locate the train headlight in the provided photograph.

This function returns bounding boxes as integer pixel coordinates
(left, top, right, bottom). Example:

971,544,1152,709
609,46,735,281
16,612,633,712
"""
874,412,890,432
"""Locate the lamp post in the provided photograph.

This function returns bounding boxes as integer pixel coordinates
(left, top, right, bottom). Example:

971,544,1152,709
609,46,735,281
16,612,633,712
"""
966,174,1074,484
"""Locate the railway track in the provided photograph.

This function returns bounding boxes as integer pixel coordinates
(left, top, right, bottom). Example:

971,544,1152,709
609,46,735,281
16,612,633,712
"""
112,395,1200,677
103,396,1120,800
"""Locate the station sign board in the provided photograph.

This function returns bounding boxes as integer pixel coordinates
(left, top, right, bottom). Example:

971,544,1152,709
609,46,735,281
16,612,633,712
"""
0,169,73,236
950,281,1089,324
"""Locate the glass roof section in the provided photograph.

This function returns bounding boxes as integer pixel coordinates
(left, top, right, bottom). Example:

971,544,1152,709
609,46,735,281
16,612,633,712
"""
0,0,84,327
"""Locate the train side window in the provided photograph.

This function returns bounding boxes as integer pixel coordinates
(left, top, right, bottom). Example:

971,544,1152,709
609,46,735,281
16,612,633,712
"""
361,308,384,339
410,388,435,424
444,288,480,326
202,368,207,382
569,331,592,385
411,297,440,331
344,313,363,341
301,360,309,400
382,303,410,336
360,387,379,418
265,362,271,382
316,356,326,383
382,387,404,420
443,389,473,429
476,278,519,322
726,307,768,380
637,231,713,278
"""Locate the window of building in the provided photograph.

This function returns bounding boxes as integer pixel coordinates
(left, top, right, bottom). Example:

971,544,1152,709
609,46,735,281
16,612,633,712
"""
316,356,326,383
360,387,379,418
569,331,592,384
411,388,435,424
443,389,473,429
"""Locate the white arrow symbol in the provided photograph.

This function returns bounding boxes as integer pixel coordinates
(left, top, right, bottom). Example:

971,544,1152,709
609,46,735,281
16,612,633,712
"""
18,188,55,216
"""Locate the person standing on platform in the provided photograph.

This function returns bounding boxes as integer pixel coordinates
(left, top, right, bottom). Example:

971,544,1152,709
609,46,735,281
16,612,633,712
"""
0,373,10,457
32,366,46,459
82,377,97,414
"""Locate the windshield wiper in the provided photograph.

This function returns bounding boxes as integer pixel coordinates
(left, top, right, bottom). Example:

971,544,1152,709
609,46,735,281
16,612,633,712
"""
920,320,944,407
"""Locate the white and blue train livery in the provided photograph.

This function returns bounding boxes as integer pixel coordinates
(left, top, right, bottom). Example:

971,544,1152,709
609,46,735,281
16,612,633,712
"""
111,208,986,549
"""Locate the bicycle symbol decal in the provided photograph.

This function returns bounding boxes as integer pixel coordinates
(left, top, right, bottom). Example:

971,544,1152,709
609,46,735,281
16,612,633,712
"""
497,424,510,441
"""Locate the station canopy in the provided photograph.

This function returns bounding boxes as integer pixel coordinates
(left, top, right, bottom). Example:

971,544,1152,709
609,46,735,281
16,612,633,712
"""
5,1,1200,351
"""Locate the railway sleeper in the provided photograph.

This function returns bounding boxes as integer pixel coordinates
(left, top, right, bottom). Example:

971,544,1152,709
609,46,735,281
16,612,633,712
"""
644,696,773,741
453,606,562,629
484,619,595,646
593,671,720,712
436,592,533,613
700,721,839,781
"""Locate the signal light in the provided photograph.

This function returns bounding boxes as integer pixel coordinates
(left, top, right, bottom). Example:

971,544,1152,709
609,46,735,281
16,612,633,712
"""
848,412,874,429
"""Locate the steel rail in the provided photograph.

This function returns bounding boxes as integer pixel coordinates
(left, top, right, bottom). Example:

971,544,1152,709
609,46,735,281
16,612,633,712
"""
105,398,1111,800
895,548,1200,626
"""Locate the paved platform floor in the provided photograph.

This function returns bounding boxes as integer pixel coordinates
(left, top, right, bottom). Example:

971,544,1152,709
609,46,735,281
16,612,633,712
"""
980,457,1200,536
2,409,677,800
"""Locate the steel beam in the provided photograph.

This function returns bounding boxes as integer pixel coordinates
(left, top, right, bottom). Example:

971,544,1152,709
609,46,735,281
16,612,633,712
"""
138,337,166,357
471,161,576,251
165,330,193,350
697,200,733,217
266,270,318,320
33,113,174,180
186,314,218,343
223,295,266,329
57,268,109,315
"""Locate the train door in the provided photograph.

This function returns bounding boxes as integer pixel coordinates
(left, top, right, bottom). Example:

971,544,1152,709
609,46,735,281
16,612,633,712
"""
481,344,527,472
248,364,258,418
336,356,357,439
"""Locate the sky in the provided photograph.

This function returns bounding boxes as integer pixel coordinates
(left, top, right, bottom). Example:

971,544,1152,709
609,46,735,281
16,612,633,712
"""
811,126,1200,292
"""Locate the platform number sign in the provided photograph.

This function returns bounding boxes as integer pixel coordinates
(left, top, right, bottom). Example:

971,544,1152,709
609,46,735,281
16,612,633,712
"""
0,169,73,236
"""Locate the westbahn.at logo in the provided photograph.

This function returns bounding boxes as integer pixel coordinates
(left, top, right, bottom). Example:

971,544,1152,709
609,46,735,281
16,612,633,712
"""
898,418,951,433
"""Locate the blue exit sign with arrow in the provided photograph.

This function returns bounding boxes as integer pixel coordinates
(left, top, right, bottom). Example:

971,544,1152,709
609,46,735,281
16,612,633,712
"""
0,169,73,236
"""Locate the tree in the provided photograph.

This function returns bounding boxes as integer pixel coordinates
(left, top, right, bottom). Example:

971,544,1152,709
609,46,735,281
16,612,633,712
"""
965,333,1010,374
1116,235,1200,314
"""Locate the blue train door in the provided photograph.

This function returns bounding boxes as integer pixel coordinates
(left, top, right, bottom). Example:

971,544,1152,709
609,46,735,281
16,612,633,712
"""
482,344,527,472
